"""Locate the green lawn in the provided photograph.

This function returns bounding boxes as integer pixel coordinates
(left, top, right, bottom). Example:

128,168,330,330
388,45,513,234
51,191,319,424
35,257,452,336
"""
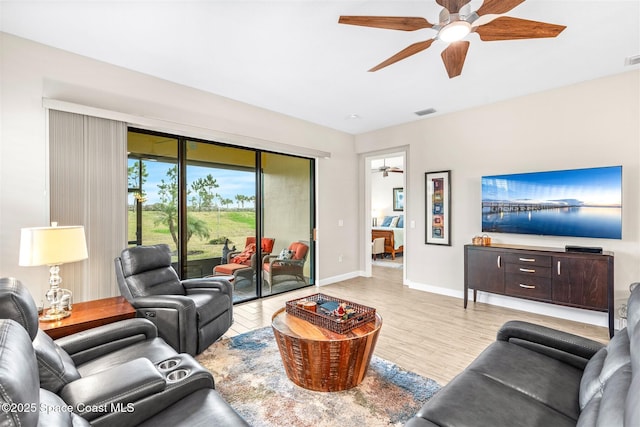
128,209,256,260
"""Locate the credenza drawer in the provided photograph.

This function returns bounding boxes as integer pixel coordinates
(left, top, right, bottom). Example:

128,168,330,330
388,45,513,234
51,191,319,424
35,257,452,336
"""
504,253,552,268
505,275,552,301
505,263,551,278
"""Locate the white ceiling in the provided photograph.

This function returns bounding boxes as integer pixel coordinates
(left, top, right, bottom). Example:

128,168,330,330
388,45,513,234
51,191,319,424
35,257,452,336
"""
1,1,639,135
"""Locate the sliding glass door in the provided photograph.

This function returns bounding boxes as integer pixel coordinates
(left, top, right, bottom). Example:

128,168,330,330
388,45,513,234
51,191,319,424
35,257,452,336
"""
127,129,314,302
261,152,315,295
127,132,178,253
185,141,258,300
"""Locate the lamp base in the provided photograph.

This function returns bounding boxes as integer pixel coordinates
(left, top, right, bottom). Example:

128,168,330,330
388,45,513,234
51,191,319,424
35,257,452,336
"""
39,308,71,322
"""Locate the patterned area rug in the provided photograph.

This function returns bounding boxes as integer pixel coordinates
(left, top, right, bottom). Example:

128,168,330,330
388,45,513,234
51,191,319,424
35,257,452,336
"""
196,327,440,426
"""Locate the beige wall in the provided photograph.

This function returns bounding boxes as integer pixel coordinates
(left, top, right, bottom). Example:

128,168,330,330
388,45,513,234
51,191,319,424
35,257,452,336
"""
2,31,639,327
0,32,358,299
371,169,403,222
357,70,640,325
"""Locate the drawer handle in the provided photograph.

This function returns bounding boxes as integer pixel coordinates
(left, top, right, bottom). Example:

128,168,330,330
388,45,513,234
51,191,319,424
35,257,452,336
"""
519,268,536,273
519,257,536,262
519,284,536,289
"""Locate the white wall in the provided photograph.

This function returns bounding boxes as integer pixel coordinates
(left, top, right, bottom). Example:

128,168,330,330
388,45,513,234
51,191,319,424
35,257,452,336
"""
371,171,403,223
356,70,640,325
0,33,359,299
3,31,638,327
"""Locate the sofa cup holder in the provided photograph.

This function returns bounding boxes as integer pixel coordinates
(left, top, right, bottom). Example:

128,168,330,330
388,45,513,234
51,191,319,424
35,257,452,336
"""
166,368,190,383
157,358,181,371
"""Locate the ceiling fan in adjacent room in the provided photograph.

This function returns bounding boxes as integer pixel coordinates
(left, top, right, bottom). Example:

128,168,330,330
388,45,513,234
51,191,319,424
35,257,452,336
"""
373,161,404,177
338,0,566,78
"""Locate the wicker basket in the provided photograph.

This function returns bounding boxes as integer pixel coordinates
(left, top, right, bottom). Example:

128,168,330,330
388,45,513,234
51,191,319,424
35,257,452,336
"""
285,293,376,334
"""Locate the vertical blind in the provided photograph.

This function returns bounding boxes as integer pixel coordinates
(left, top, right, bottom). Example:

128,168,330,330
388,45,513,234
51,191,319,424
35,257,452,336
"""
49,110,127,301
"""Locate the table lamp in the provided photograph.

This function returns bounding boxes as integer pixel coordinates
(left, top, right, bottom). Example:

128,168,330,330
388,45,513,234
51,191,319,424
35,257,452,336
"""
19,223,88,321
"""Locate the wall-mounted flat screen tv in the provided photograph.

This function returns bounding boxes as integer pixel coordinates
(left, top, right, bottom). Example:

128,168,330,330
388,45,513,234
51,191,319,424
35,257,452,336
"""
482,166,622,239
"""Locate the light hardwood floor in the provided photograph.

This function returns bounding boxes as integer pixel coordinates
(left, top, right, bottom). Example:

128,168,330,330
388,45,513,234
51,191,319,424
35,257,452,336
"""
226,265,610,385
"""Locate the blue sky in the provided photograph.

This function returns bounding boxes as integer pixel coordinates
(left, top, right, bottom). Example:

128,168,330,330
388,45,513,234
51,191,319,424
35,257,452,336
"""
482,166,622,205
130,160,255,205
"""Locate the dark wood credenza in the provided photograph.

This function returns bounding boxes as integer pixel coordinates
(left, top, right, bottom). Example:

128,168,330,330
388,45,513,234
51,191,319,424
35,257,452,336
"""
464,244,614,337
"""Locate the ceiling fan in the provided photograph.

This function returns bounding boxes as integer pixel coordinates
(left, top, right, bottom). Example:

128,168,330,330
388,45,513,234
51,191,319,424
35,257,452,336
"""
373,161,404,177
339,0,566,78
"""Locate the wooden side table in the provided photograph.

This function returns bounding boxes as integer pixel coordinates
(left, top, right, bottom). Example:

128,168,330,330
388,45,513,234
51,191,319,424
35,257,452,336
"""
39,296,136,339
271,307,382,392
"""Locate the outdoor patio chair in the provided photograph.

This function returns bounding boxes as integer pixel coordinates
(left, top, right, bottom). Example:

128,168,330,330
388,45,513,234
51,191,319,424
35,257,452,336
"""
212,237,275,284
262,241,309,292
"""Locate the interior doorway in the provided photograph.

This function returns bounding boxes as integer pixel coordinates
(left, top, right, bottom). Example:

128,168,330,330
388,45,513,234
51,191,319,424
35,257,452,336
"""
366,151,406,278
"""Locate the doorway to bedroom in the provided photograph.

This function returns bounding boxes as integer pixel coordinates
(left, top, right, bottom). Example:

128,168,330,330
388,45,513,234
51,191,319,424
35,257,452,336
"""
369,153,405,275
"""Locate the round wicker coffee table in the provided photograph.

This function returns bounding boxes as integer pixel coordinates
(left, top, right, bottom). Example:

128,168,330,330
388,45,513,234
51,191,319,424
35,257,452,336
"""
271,307,382,392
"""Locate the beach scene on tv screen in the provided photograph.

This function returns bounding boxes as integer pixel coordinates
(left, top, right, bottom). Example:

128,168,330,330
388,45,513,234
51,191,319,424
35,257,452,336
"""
482,166,622,239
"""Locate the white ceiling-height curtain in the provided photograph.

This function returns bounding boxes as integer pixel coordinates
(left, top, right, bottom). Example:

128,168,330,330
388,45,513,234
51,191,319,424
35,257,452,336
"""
49,110,127,301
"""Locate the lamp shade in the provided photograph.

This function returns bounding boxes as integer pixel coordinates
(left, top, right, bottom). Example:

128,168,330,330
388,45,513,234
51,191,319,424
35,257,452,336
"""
19,225,88,267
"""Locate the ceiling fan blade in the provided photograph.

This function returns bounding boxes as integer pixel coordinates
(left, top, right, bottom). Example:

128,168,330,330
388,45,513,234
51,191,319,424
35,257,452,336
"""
338,16,433,31
441,41,470,78
476,0,525,16
476,16,566,41
369,39,435,72
436,0,471,14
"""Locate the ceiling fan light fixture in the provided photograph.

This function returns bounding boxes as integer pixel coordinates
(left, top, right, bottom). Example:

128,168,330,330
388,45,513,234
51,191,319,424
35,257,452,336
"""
438,20,471,43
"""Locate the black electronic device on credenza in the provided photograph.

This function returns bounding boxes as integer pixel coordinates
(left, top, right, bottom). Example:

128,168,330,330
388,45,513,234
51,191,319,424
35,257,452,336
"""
565,245,603,254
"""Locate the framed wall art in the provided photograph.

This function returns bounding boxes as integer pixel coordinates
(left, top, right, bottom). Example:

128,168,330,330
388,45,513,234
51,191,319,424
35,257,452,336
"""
393,187,404,211
425,170,451,245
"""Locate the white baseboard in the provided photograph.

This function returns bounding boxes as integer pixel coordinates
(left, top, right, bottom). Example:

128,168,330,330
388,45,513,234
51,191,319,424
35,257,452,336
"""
320,272,609,328
405,279,609,328
317,271,361,287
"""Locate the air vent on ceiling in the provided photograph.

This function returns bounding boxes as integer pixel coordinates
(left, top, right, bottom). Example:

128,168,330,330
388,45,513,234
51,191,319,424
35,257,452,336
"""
625,55,640,66
415,108,437,116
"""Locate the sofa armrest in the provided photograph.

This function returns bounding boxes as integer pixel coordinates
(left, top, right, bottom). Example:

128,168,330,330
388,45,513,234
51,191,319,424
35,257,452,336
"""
56,318,158,359
128,295,197,311
182,278,232,298
60,358,166,422
497,320,605,368
126,295,198,355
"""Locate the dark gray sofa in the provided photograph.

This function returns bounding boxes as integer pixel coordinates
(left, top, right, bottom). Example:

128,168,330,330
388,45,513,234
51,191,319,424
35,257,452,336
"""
406,282,640,426
0,277,247,427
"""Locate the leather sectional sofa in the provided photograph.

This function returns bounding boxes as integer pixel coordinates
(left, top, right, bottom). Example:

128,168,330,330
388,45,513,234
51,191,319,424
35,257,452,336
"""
0,277,248,426
407,282,640,426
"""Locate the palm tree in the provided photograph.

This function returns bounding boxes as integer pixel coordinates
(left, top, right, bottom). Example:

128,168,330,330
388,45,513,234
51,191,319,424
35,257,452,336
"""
186,215,210,242
156,166,210,248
